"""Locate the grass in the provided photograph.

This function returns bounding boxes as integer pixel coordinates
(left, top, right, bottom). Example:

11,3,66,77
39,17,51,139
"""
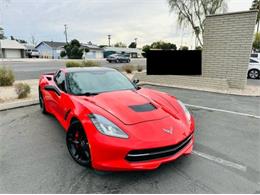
66,60,100,68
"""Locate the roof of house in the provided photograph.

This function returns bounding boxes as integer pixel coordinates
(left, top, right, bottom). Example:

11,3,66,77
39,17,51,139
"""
36,41,66,49
104,47,142,53
0,40,26,49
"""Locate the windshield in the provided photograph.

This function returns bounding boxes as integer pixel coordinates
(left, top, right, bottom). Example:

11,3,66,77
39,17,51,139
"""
66,69,136,95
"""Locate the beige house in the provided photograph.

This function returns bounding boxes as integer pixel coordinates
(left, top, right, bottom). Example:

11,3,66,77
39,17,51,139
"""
0,39,26,58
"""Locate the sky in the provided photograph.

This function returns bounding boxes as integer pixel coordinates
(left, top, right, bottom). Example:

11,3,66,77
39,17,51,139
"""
0,0,253,48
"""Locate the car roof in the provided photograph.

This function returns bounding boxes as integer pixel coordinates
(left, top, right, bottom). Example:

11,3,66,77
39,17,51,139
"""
63,67,115,73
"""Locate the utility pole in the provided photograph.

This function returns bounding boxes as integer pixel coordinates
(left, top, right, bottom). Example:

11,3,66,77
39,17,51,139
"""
107,34,111,47
134,38,137,44
0,27,4,60
64,24,68,43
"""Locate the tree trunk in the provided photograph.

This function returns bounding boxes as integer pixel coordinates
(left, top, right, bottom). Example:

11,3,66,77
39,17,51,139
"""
257,21,260,34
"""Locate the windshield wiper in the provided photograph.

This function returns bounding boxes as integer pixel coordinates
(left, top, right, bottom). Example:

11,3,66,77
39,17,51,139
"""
79,92,99,96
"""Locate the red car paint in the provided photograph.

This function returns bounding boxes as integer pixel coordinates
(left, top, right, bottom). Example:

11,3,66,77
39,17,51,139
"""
39,68,195,171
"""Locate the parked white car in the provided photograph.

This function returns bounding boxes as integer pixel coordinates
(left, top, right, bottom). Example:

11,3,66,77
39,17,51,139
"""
248,58,260,79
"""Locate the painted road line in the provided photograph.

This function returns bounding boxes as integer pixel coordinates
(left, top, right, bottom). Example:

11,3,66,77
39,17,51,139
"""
185,103,260,119
193,150,247,172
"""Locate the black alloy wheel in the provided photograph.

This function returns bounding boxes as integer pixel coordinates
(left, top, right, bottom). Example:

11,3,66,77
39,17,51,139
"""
248,69,259,79
66,122,91,167
39,91,47,114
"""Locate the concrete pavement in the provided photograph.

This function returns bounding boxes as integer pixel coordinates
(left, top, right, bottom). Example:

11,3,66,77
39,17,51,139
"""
0,85,259,193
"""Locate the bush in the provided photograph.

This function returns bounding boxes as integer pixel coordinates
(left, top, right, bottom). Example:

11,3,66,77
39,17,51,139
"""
66,61,100,68
123,65,134,74
66,61,82,68
15,83,31,99
0,67,15,86
137,65,143,72
81,60,100,67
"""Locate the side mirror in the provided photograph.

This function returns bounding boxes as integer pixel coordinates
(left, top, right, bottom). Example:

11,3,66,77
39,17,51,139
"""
132,78,139,85
44,85,61,96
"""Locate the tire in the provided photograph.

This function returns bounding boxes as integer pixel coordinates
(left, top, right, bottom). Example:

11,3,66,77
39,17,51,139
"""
248,69,260,79
66,122,92,167
39,90,48,114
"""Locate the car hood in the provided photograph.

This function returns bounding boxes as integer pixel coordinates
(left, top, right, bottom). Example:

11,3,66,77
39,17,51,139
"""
83,90,171,125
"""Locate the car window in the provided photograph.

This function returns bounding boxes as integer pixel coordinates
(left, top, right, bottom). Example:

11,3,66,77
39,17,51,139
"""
67,70,135,95
250,59,258,63
251,54,258,58
54,71,66,92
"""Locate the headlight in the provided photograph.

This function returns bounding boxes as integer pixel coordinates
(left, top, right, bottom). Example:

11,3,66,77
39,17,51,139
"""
89,114,128,139
177,100,191,122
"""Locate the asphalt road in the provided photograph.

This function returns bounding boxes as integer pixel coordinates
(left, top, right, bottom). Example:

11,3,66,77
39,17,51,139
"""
0,85,259,193
0,59,146,80
1,59,260,86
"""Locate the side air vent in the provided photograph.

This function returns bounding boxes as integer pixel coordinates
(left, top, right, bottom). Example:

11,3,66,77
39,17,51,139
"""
129,103,157,112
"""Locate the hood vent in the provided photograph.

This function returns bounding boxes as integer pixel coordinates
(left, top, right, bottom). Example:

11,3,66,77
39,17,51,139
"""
129,103,157,112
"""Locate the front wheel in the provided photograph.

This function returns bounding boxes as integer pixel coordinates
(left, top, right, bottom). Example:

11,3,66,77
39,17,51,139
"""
39,90,47,114
248,69,260,79
66,122,92,167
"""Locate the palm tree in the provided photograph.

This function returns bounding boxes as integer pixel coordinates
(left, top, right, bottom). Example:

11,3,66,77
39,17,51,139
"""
251,0,260,33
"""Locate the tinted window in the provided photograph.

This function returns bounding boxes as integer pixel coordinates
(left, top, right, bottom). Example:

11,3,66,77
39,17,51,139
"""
55,71,66,91
251,54,258,58
250,59,258,63
67,70,135,95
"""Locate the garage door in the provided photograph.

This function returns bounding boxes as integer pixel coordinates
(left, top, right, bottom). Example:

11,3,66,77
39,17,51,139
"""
5,49,21,58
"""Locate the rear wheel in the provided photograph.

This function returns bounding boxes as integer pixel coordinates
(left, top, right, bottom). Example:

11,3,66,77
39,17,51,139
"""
248,69,259,79
66,122,92,167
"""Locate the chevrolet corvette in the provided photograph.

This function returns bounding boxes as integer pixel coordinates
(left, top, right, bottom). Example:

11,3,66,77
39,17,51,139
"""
38,67,195,171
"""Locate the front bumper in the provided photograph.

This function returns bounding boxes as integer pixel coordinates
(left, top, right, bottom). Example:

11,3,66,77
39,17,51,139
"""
88,131,194,171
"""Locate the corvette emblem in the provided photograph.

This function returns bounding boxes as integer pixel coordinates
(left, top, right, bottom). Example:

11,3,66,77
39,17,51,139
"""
163,128,173,134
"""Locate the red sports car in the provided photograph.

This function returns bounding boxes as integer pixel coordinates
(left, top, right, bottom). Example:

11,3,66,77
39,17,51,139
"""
39,67,195,171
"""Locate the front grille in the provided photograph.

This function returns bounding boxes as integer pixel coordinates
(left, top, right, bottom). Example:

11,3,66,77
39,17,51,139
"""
126,134,193,162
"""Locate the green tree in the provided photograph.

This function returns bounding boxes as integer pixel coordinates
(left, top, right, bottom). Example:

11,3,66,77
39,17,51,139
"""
114,42,126,48
150,41,177,50
128,42,137,48
168,0,227,47
0,27,6,39
179,46,189,50
251,0,260,33
253,33,260,51
61,39,84,59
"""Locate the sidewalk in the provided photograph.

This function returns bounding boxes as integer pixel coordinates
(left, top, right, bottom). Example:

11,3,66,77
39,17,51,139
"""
134,72,260,96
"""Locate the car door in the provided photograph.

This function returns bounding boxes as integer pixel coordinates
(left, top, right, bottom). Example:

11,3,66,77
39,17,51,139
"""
53,70,71,125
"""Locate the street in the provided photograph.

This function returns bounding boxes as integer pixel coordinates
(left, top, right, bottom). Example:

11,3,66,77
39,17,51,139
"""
0,59,146,80
0,59,260,86
0,85,259,193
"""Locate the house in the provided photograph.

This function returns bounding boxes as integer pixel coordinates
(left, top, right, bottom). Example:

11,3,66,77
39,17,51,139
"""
0,39,26,58
103,47,142,58
81,42,103,59
35,41,66,59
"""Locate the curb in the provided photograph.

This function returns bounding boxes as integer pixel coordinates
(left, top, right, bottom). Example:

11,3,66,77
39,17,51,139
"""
139,82,260,97
0,99,39,112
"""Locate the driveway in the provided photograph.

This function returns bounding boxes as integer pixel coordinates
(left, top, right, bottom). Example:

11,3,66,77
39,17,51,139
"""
0,85,259,193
